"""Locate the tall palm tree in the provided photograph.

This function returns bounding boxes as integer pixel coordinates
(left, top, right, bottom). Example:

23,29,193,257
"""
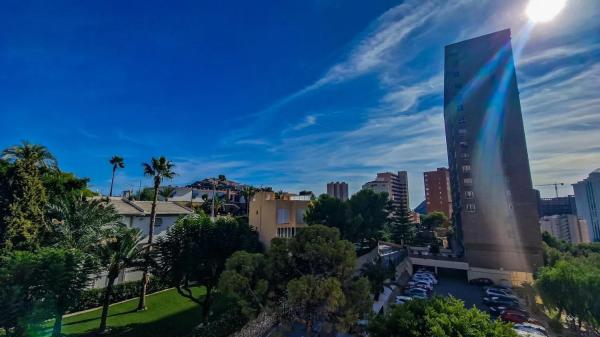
109,156,125,197
137,156,175,310
241,186,256,216
98,225,144,333
2,140,57,169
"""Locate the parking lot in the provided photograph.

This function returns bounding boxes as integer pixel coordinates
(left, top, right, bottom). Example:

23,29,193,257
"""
432,269,487,311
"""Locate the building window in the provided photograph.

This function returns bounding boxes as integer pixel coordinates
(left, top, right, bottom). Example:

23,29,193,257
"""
462,165,471,173
465,204,476,212
277,208,290,225
463,178,473,185
458,116,466,125
465,191,474,199
460,152,469,159
296,208,305,225
457,104,464,112
453,71,460,78
154,217,163,226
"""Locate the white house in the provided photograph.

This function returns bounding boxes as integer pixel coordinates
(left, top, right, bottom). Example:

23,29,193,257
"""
89,197,193,288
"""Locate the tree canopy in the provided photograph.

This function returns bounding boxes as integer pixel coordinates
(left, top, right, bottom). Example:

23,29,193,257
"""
368,297,517,337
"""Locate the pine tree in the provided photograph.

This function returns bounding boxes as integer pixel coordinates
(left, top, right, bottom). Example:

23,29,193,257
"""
387,203,415,246
2,159,48,250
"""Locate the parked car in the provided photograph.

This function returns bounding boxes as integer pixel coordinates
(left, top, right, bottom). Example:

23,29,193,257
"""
469,277,494,286
485,285,513,293
409,292,428,300
483,296,519,307
412,282,433,292
514,326,547,337
485,288,518,299
405,287,429,298
501,311,529,324
513,329,546,337
515,323,547,335
500,308,530,318
396,295,413,303
414,274,438,284
483,294,519,304
414,272,436,279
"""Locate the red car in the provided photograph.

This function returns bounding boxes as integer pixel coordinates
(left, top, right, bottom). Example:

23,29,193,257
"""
501,311,528,323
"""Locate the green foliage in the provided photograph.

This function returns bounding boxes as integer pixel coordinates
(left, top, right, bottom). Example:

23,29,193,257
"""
368,297,517,337
42,171,95,202
387,203,416,246
71,277,169,312
348,189,389,243
46,195,122,251
1,159,48,250
361,258,395,298
0,248,98,336
192,296,247,337
217,251,268,319
304,190,389,245
536,256,600,331
153,214,262,319
305,194,352,238
421,211,448,231
287,275,345,331
267,225,370,334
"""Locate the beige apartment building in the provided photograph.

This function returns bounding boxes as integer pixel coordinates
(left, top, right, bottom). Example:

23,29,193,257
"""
249,191,310,246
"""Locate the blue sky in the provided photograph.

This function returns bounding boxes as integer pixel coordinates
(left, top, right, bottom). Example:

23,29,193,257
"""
1,0,599,206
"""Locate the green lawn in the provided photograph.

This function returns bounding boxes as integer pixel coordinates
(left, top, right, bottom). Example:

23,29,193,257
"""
56,286,205,337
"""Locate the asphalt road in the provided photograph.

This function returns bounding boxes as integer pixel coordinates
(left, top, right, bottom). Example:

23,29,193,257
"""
431,269,487,311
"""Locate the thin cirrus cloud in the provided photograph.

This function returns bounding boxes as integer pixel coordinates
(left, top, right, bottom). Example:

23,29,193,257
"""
113,0,600,203
216,0,600,203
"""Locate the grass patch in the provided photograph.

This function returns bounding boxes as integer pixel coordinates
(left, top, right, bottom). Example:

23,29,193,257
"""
55,286,205,337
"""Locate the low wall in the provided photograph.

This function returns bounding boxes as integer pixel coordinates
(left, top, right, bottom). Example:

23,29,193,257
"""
467,267,534,287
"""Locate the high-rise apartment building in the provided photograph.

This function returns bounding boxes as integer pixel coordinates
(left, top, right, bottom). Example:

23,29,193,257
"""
539,214,590,244
327,182,349,201
424,168,452,218
538,195,577,217
573,169,600,241
362,171,409,214
444,29,543,274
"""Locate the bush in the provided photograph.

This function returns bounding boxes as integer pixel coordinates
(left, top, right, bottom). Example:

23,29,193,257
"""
548,318,563,333
70,277,169,313
193,307,246,337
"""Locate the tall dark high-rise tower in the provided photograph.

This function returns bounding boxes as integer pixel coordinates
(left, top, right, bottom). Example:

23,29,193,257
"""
444,29,543,273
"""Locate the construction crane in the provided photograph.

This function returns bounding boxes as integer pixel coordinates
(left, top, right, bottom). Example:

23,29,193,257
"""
535,182,565,198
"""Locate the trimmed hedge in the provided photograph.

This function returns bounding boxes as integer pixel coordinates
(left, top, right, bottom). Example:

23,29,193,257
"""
70,277,169,313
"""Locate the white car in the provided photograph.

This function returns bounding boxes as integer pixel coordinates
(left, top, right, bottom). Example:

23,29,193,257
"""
485,288,517,299
514,327,546,337
409,278,434,286
395,295,413,304
515,323,547,335
414,274,438,284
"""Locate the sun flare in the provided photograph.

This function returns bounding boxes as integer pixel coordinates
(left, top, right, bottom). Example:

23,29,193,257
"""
526,0,567,22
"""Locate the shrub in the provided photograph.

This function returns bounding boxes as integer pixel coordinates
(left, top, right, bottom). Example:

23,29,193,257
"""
548,318,563,333
69,277,168,313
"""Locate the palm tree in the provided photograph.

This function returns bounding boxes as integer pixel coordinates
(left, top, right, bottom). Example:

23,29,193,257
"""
47,195,122,251
2,140,57,169
159,186,176,201
241,186,256,216
137,156,175,310
98,226,144,333
212,175,227,218
109,156,125,197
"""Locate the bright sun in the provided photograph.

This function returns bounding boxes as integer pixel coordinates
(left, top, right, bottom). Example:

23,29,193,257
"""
526,0,567,22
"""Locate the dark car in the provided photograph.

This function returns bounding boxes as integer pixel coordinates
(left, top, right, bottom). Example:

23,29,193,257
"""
483,296,518,307
469,278,494,286
502,308,530,318
500,311,528,324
